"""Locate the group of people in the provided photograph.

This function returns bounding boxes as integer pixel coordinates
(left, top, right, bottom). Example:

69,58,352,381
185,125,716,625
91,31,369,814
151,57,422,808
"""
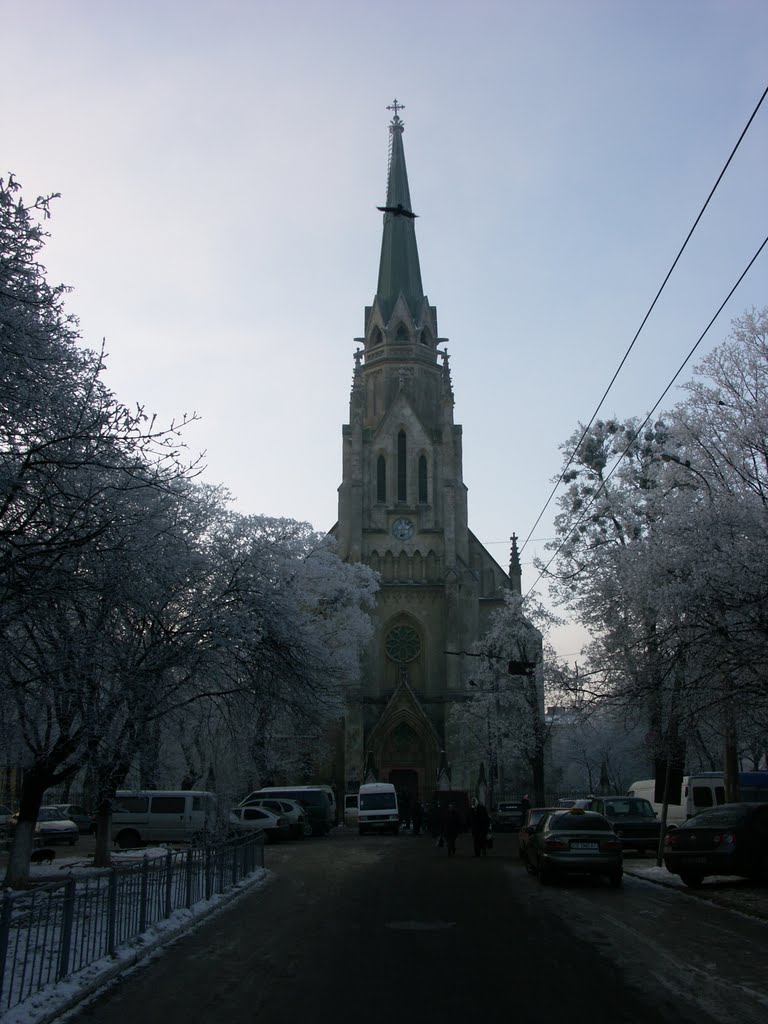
432,793,533,857
398,792,533,857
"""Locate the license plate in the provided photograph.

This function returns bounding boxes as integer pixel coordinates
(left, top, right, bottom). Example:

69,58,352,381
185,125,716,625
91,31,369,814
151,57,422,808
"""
570,842,598,850
682,856,707,864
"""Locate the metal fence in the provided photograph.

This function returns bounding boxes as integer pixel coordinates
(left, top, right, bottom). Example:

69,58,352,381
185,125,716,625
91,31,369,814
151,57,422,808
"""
0,833,264,1014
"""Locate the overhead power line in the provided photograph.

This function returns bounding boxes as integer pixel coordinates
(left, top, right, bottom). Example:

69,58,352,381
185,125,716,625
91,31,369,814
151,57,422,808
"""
525,232,768,598
518,81,768,561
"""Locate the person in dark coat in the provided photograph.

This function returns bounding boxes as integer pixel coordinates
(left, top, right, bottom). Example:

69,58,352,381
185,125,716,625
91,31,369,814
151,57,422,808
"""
469,798,491,857
444,803,461,856
411,798,423,836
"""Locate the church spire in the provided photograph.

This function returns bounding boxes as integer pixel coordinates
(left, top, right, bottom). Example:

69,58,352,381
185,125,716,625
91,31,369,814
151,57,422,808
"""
375,100,424,323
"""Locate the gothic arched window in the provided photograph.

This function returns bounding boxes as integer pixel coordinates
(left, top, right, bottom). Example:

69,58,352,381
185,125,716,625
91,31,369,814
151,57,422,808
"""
419,328,432,346
371,326,383,346
397,431,407,502
377,455,386,503
418,455,428,504
395,322,409,341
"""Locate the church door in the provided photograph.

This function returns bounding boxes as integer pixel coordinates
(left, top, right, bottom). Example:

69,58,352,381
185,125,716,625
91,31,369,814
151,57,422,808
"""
389,767,419,821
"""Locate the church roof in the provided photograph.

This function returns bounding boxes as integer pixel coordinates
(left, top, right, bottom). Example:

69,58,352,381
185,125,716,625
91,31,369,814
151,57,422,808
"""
375,101,425,324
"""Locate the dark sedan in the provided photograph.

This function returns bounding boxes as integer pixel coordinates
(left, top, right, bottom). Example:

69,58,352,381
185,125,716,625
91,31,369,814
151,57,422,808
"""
663,802,768,887
491,801,525,832
524,808,623,886
587,796,662,853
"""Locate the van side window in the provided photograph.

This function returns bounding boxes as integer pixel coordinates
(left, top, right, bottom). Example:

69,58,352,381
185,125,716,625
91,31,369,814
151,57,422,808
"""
192,797,203,811
115,797,148,813
150,796,185,813
692,786,713,808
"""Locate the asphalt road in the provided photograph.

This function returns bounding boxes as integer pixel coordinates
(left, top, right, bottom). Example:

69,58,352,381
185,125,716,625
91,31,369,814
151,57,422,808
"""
60,830,768,1024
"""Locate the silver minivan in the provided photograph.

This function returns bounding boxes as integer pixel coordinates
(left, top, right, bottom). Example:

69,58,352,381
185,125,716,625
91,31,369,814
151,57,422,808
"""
111,790,219,849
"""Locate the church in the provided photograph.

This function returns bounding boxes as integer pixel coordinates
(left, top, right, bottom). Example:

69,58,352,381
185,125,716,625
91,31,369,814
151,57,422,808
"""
329,103,533,809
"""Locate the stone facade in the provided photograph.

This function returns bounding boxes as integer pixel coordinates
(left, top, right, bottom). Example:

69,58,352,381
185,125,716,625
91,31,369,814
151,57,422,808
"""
328,107,525,809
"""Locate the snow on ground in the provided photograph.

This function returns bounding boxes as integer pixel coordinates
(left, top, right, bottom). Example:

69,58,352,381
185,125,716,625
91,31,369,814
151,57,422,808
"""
625,861,768,922
2,854,271,1024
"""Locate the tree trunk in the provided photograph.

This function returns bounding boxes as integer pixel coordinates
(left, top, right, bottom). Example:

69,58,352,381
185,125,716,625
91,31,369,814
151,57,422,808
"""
3,775,49,888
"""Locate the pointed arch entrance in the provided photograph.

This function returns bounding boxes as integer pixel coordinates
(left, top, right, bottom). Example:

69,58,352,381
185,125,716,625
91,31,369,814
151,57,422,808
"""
366,679,441,809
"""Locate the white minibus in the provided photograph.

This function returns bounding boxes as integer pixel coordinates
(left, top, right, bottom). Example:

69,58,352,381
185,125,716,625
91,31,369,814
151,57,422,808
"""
358,782,399,835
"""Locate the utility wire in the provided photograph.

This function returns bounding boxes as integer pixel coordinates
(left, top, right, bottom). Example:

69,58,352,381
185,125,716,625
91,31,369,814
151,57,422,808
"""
518,82,768,560
525,232,768,598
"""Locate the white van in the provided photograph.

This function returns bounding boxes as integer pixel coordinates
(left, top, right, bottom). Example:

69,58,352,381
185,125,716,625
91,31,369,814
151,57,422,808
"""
358,782,399,835
627,775,726,825
629,771,768,825
111,790,219,848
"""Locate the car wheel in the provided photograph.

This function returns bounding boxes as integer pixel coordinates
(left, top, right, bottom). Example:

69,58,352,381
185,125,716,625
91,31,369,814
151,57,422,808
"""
680,871,704,888
538,861,555,885
609,870,623,888
115,829,142,850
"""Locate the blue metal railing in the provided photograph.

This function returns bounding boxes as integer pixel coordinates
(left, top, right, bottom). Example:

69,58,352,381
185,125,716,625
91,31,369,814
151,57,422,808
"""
0,833,264,1013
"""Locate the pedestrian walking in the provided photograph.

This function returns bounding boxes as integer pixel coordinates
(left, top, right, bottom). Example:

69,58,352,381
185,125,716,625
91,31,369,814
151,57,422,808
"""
444,802,460,857
469,797,491,857
412,797,423,836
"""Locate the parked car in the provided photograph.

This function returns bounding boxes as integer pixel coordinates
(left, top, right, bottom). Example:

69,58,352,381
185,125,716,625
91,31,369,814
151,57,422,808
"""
51,803,95,835
523,807,623,886
239,787,333,835
518,807,559,861
240,797,311,839
663,802,768,887
586,796,662,853
491,801,525,832
228,805,291,843
6,806,79,846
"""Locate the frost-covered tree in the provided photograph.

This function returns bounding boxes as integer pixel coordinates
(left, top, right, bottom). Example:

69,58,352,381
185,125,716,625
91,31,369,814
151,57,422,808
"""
449,592,552,805
1,175,201,884
543,309,768,783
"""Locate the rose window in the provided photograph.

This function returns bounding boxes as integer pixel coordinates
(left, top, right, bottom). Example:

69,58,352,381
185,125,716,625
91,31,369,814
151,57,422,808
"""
385,625,421,663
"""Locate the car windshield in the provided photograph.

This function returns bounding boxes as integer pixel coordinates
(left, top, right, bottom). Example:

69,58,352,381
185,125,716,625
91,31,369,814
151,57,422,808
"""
38,808,65,821
604,799,655,818
360,793,396,810
682,807,748,828
549,813,611,831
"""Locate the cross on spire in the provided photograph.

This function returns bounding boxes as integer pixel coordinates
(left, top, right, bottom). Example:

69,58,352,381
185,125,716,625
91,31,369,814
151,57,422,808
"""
387,98,404,122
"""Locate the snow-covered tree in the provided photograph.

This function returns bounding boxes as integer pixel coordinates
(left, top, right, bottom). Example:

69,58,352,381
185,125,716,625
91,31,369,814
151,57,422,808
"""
543,309,768,784
448,592,552,805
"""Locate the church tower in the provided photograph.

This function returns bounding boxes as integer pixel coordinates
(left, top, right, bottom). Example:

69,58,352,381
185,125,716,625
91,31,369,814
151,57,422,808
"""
331,103,517,806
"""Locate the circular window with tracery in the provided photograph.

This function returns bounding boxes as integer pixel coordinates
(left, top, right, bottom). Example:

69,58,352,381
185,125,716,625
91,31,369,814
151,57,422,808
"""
385,625,421,663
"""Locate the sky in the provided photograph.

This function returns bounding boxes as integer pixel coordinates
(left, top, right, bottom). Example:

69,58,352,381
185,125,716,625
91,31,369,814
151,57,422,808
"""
3,0,767,662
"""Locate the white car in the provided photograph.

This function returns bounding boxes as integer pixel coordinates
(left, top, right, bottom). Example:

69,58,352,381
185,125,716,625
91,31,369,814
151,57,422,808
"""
239,797,312,839
6,806,79,846
228,805,291,843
